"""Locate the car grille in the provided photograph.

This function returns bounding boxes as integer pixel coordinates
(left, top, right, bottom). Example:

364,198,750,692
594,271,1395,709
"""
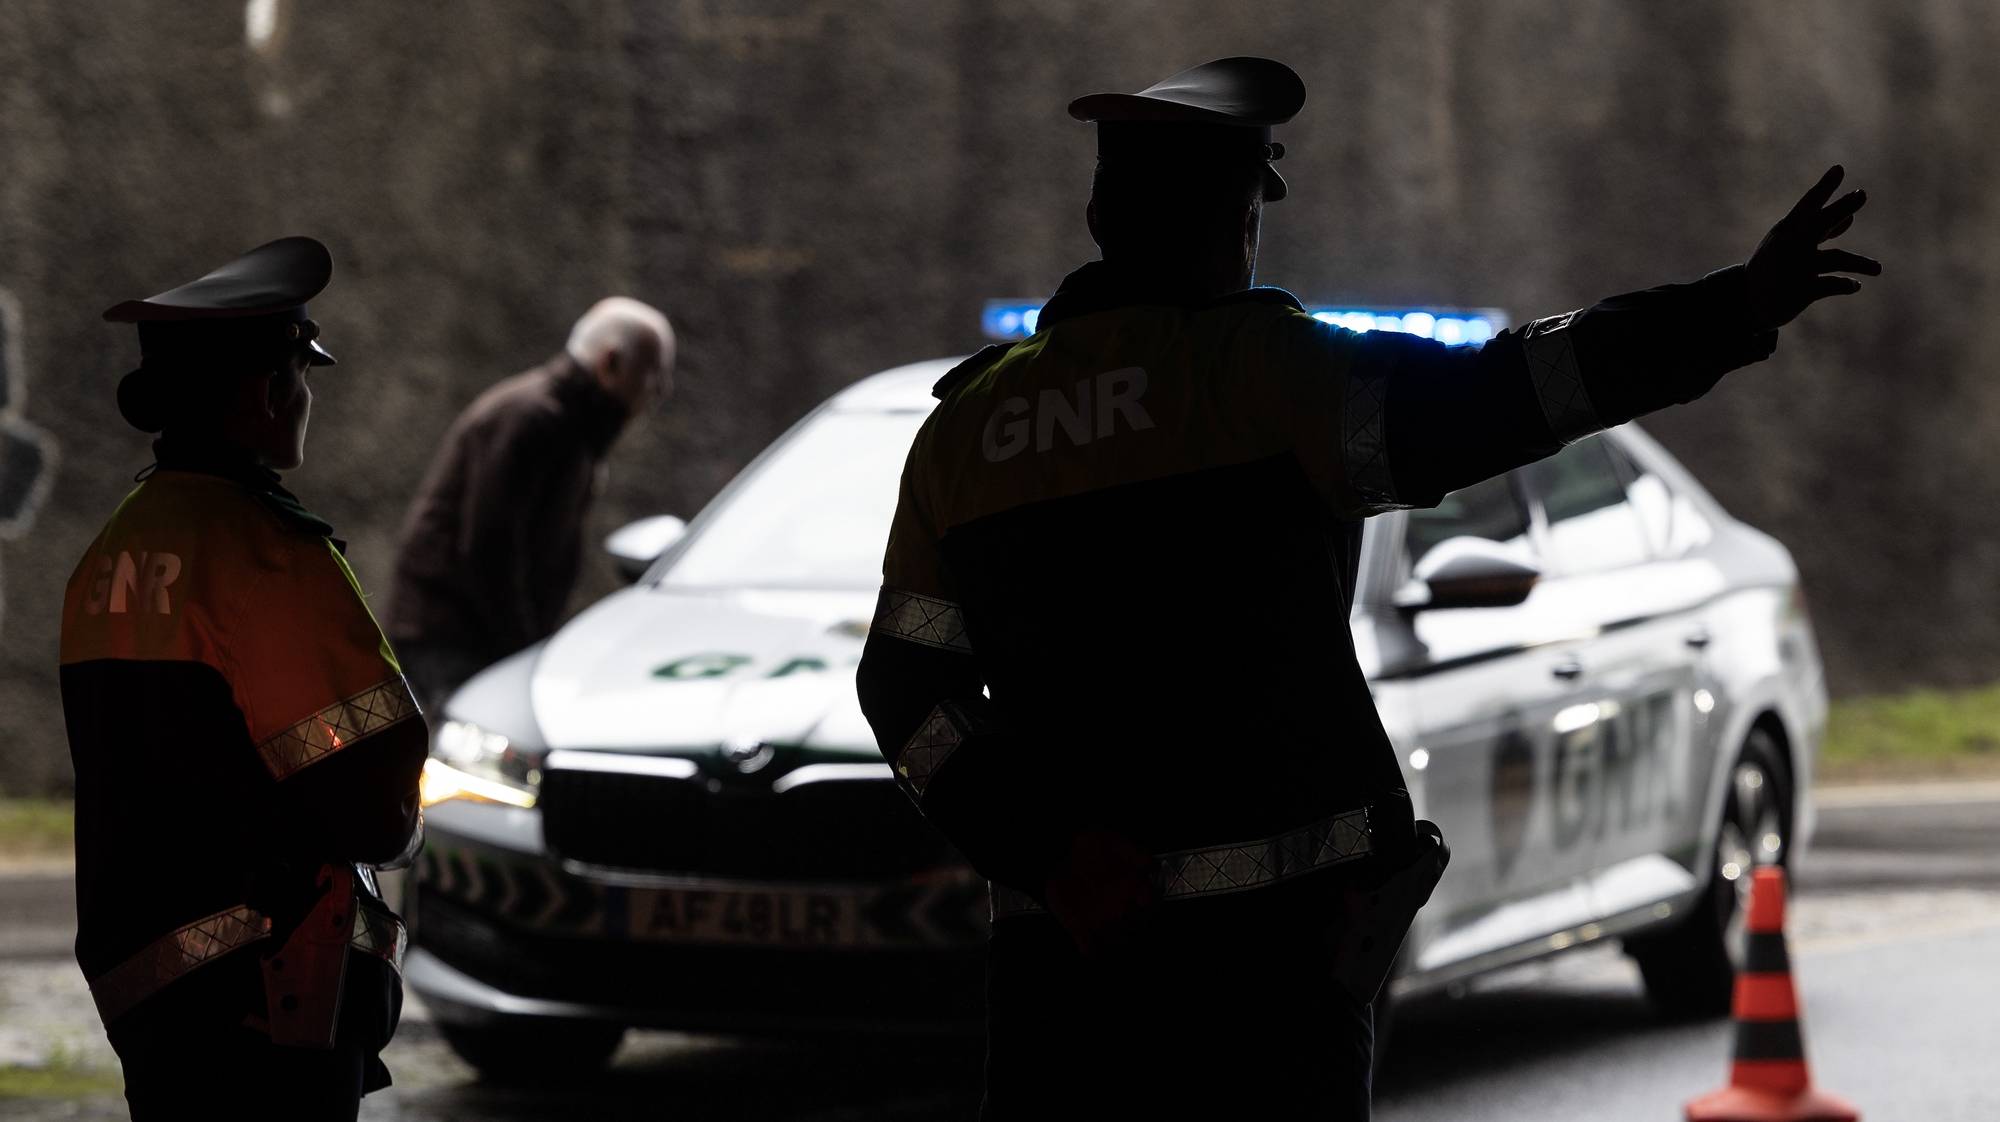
538,763,961,880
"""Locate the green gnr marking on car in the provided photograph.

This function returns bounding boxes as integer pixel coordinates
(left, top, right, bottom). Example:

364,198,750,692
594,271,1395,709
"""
650,653,841,679
651,652,753,679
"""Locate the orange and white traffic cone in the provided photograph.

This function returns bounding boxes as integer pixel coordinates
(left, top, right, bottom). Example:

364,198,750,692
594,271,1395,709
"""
1686,866,1859,1122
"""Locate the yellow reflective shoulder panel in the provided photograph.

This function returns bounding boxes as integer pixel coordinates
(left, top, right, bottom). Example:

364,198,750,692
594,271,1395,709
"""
225,524,415,781
244,538,419,782
59,474,262,672
920,302,1362,530
60,472,418,780
327,543,403,676
881,424,954,600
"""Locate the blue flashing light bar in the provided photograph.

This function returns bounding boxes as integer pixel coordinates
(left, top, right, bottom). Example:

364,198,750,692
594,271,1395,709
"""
1302,306,1508,346
983,298,1508,344
982,302,1042,341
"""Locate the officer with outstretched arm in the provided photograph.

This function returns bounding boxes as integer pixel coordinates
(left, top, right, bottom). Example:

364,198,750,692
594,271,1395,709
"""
61,237,425,1120
856,57,1876,1121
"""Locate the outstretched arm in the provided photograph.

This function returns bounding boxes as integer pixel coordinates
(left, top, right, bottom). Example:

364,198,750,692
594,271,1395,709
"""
1282,166,1880,513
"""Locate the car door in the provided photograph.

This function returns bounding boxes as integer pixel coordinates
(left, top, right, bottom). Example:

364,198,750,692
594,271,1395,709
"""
1517,434,1711,926
1375,472,1601,975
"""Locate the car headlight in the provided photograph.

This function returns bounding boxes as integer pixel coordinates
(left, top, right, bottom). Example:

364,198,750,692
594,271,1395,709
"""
421,719,543,809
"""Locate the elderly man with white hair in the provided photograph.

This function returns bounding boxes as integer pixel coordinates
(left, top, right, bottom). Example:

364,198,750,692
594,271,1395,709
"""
388,297,675,711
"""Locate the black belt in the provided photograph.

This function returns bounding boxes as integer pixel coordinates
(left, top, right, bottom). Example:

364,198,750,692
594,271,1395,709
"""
990,806,1374,921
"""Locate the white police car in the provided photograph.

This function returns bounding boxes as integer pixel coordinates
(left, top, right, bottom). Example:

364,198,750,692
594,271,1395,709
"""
406,312,1826,1078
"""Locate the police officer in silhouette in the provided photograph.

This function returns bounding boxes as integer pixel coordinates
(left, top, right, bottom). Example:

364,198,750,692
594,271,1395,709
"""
62,237,425,1120
857,57,1877,1119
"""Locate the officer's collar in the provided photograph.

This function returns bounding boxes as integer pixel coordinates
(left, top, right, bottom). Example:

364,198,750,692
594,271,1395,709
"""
1035,260,1303,331
148,434,342,548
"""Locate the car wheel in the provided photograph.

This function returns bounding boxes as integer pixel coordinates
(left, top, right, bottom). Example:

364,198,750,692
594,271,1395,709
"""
1626,725,1791,1019
438,1018,626,1084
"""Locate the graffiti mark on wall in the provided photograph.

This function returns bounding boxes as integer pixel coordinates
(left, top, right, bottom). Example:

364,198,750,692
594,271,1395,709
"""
0,287,61,636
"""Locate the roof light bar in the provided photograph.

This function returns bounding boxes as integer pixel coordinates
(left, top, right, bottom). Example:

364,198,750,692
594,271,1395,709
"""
1304,307,1508,345
982,299,1508,344
982,302,1042,340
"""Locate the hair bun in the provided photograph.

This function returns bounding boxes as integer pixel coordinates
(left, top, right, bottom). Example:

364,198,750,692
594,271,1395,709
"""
116,368,170,433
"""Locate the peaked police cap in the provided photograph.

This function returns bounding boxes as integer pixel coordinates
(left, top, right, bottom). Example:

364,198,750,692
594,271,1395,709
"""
104,236,338,432
104,235,337,366
1068,57,1305,201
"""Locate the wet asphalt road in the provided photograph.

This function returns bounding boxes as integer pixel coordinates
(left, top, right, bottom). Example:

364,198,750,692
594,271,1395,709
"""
1374,783,2000,1122
3,785,1996,1121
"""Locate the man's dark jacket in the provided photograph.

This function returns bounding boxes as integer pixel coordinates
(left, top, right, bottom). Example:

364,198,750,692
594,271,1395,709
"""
389,354,628,670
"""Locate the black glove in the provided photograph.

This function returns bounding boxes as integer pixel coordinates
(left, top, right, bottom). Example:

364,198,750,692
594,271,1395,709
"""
1744,164,1881,331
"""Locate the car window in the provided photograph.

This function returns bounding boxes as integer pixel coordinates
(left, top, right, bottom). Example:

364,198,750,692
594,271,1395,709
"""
1522,435,1651,575
1404,472,1534,575
662,409,929,590
1606,440,1713,557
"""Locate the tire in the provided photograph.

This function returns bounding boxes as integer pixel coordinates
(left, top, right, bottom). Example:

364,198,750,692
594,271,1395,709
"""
437,1017,626,1084
1626,725,1791,1019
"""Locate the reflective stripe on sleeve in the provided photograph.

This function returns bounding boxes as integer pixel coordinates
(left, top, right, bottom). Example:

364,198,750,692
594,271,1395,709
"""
350,897,408,976
1341,353,1398,510
88,905,273,1025
872,588,974,653
258,676,421,782
895,701,986,802
89,898,407,1026
1520,310,1604,445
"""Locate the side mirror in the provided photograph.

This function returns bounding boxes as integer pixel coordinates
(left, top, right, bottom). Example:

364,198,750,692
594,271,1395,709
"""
604,515,687,582
1394,536,1541,612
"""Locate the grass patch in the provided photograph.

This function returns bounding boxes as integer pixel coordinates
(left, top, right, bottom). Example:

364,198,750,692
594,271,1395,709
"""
1823,681,2000,782
0,799,73,860
0,1049,122,1099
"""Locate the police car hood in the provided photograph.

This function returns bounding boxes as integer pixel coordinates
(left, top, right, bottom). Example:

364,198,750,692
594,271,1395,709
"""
519,584,880,758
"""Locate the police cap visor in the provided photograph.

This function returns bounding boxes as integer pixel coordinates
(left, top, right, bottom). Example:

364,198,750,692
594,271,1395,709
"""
1069,57,1305,201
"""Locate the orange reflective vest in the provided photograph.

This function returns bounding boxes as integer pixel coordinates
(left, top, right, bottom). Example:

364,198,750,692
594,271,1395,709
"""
59,464,425,1034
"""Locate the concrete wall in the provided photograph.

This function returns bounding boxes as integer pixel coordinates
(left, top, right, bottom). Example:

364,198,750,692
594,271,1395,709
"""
1,1,1993,792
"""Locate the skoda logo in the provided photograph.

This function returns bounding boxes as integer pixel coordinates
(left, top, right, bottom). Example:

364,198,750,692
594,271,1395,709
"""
723,739,776,775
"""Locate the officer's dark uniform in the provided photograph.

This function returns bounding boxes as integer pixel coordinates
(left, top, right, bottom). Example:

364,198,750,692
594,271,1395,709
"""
61,238,426,1120
854,59,1794,1119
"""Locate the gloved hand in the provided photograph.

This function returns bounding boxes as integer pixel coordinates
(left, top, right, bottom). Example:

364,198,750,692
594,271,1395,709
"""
1042,827,1158,958
1744,164,1881,331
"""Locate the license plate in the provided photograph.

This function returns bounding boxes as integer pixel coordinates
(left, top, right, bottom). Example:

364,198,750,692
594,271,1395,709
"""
623,885,865,947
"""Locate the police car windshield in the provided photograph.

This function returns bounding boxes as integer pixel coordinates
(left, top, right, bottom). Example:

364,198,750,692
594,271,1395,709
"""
660,408,928,591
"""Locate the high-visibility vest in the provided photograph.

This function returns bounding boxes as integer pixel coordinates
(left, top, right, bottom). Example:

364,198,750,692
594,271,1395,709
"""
60,466,422,1028
874,281,1413,874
